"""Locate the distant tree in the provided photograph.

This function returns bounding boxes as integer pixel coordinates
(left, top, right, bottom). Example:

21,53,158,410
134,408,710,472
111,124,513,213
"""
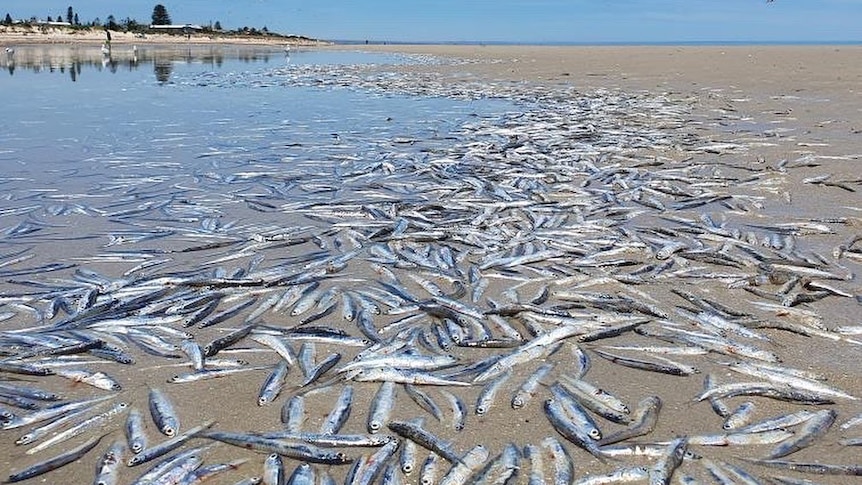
151,4,171,25
93,17,101,26
261,26,269,34
3,13,12,25
106,15,117,30
213,20,222,30
122,17,140,32
73,13,79,25
58,12,63,22
66,6,73,24
47,15,53,22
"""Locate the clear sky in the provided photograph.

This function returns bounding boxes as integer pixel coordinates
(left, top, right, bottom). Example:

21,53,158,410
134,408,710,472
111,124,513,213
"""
4,0,862,43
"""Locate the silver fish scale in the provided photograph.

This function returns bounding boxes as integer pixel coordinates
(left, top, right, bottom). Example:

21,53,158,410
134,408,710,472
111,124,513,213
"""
0,47,858,485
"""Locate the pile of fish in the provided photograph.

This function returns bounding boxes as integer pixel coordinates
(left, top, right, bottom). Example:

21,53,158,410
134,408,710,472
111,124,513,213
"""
0,52,860,484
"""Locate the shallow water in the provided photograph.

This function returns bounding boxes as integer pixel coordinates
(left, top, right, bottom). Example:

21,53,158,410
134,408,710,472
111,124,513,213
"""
0,44,860,485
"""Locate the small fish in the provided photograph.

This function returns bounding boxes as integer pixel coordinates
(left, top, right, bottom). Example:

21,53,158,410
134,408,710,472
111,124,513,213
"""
649,437,688,485
7,434,104,483
125,407,147,454
263,453,284,485
367,381,396,434
26,401,128,455
149,388,180,437
93,440,125,485
258,361,290,406
512,363,554,409
320,385,353,435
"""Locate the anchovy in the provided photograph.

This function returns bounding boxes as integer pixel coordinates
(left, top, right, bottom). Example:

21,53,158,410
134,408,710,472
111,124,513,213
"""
550,382,603,439
474,324,586,383
388,420,462,463
736,409,816,434
512,362,553,409
261,431,393,448
263,453,284,485
743,458,862,475
598,395,662,446
127,421,216,467
543,398,606,461
93,440,125,485
727,361,856,401
591,348,698,376
765,409,836,459
470,442,521,484
476,370,510,416
179,340,205,371
168,366,269,383
696,382,836,405
686,429,793,446
282,394,305,432
200,431,352,464
649,436,688,485
3,394,114,430
419,452,439,485
179,459,247,485
366,381,396,434
149,388,180,437
353,439,400,485
405,384,444,421
126,407,147,454
400,430,418,475
52,368,123,391
558,376,631,425
202,323,256,357
6,434,104,483
258,361,290,406
352,367,471,386
440,444,489,485
129,445,209,485
440,389,467,432
300,352,340,387
26,401,128,455
703,374,731,418
723,401,756,430
573,467,650,485
320,385,353,435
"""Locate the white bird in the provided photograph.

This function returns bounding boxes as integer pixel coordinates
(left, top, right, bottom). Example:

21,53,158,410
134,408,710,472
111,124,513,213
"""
4,47,14,56
101,44,111,56
284,45,291,55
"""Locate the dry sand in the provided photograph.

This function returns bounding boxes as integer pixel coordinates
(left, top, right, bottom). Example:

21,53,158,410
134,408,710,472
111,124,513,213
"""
1,41,860,484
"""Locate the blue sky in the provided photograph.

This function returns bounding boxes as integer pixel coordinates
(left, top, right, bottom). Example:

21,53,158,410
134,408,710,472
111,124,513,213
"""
4,1,861,43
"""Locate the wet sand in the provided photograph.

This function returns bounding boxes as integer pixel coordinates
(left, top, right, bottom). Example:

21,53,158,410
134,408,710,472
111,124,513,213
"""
1,44,860,484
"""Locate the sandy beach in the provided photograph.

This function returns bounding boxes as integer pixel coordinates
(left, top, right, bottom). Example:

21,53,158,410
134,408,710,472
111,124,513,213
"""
1,36,860,484
0,24,328,46
362,43,862,155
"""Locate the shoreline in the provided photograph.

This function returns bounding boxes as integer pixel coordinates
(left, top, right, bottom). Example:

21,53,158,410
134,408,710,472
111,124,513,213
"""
0,25,330,46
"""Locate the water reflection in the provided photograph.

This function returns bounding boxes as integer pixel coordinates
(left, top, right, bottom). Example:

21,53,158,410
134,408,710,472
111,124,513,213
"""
0,44,278,83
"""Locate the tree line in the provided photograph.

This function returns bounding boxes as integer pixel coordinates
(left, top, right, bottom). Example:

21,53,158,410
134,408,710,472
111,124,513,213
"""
1,4,248,35
1,4,282,37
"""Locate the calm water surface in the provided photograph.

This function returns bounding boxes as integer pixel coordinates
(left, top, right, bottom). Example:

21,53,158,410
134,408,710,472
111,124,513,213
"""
1,45,509,175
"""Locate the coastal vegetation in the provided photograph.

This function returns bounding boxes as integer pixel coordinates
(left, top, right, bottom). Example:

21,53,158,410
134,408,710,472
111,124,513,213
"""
1,3,302,41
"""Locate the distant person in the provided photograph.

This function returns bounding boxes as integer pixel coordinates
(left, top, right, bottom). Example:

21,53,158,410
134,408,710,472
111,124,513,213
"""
104,27,112,46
